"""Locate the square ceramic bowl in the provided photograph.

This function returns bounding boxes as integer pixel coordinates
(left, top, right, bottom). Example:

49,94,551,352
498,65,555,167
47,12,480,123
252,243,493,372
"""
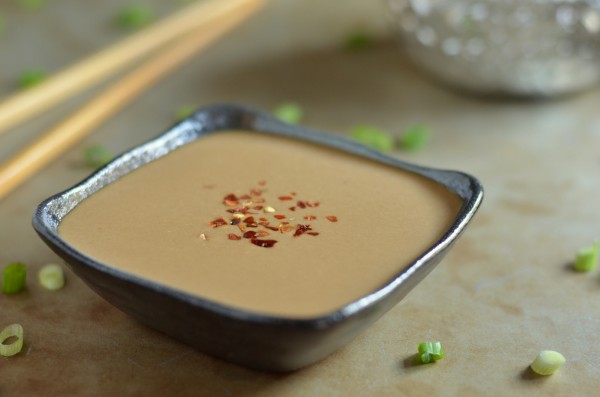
33,104,483,372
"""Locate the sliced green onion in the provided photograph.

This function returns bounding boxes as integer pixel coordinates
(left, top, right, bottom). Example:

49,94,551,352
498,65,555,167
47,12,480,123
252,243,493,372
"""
2,262,27,294
175,105,196,121
19,0,46,11
574,241,599,272
417,341,445,364
350,125,394,152
38,264,65,291
116,5,154,29
19,69,47,89
273,102,303,125
530,350,565,375
83,144,113,168
0,324,24,357
344,31,374,51
400,124,430,152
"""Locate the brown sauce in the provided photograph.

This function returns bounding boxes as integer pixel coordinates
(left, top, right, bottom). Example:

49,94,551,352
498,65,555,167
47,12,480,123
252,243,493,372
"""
59,131,462,318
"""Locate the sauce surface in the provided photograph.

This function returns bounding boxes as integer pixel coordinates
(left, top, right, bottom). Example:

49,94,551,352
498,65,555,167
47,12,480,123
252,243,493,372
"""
59,131,462,318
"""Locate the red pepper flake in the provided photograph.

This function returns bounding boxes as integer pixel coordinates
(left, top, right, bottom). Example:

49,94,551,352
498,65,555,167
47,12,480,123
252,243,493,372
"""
227,207,249,214
254,205,264,210
243,231,257,239
289,206,296,211
256,230,270,237
258,180,266,186
259,217,268,222
265,225,280,231
274,214,286,220
291,192,297,196
304,215,317,221
251,188,262,196
296,201,306,209
209,217,227,228
279,225,294,233
250,238,278,248
223,194,239,207
243,216,256,224
230,218,241,225
239,194,252,200
253,198,266,204
278,195,293,201
306,201,320,208
238,224,247,233
307,232,320,236
293,224,312,237
326,215,338,222
228,234,242,241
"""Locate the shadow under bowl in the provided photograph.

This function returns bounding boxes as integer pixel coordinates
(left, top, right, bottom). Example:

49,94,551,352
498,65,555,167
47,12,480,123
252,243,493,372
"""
33,104,483,372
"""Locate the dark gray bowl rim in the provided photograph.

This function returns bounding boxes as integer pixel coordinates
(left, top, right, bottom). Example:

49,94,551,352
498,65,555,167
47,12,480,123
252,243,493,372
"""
33,103,483,330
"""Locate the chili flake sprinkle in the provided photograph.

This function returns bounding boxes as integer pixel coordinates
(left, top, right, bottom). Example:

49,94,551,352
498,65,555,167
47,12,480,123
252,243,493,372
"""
209,217,227,228
279,225,294,233
294,224,312,237
251,238,278,248
202,182,338,248
223,194,239,207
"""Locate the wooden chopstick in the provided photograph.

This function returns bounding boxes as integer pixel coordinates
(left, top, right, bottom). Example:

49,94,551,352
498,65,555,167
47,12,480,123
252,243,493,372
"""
0,0,265,200
0,0,262,135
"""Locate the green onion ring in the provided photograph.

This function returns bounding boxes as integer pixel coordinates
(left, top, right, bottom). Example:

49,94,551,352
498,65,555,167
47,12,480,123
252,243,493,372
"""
0,324,24,357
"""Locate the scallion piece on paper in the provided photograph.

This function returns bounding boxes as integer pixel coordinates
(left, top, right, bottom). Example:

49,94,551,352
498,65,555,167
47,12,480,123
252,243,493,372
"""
38,264,65,291
83,145,113,168
574,241,599,272
2,262,27,294
116,5,154,29
350,125,394,152
19,69,47,89
175,105,196,121
0,324,24,357
19,0,46,11
417,341,445,364
530,350,565,375
400,124,430,152
344,31,374,51
273,102,303,125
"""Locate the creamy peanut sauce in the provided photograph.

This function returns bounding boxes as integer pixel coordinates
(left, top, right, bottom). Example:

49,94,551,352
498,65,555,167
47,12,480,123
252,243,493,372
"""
59,131,462,318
